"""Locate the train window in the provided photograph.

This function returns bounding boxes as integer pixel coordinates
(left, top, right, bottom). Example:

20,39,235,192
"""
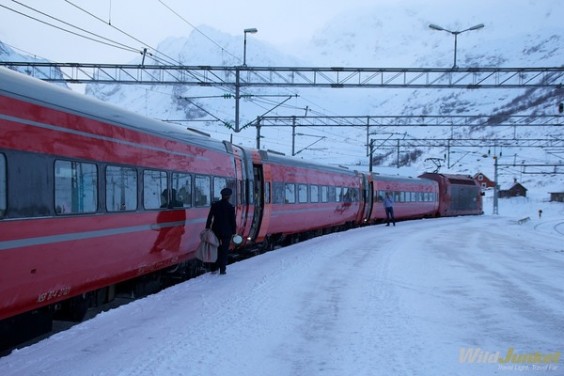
328,186,336,202
248,180,254,205
342,187,355,202
285,183,296,204
264,182,271,204
212,177,236,205
106,166,138,212
310,185,319,203
321,186,329,203
172,172,192,208
376,191,384,202
194,175,211,207
0,154,5,217
55,160,98,214
344,188,359,202
272,182,284,204
227,179,237,205
393,192,400,202
143,170,167,209
335,187,343,202
298,184,308,203
400,192,406,203
213,177,228,202
239,180,246,205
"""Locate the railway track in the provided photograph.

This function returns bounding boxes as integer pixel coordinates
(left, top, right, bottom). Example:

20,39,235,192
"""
533,219,564,237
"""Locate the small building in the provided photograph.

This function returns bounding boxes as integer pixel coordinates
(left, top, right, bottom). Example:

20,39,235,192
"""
499,182,528,198
549,192,564,202
473,172,495,190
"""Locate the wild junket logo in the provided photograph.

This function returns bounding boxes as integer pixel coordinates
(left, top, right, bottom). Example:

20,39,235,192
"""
459,347,560,371
498,348,560,365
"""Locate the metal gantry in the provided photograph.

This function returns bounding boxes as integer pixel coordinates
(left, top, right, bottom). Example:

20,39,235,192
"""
1,62,563,132
253,115,564,128
1,62,562,88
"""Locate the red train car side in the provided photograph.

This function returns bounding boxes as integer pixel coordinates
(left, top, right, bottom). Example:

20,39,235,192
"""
255,152,362,244
367,174,439,223
0,68,247,348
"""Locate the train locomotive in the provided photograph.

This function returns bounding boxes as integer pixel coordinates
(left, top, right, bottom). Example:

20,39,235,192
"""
0,67,483,351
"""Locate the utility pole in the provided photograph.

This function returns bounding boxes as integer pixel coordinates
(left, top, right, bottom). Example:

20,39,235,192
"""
369,139,375,172
234,67,240,132
493,155,499,215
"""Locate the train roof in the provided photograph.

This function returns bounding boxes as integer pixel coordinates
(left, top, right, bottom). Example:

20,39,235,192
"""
419,172,479,186
419,172,474,178
0,67,228,153
370,173,434,184
262,150,360,176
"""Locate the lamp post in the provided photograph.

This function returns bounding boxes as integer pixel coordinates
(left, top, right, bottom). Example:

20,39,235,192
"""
429,23,484,68
243,28,258,66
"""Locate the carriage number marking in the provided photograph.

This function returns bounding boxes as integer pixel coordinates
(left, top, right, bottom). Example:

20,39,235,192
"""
37,287,71,302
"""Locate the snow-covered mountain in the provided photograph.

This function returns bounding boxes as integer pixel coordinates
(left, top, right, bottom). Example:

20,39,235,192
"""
1,0,562,196
0,42,67,87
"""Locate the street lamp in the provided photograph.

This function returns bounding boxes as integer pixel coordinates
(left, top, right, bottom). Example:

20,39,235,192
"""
243,28,258,66
429,23,484,68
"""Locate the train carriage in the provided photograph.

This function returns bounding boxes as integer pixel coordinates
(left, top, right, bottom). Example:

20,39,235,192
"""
366,174,439,223
419,173,483,216
251,151,363,245
0,68,251,347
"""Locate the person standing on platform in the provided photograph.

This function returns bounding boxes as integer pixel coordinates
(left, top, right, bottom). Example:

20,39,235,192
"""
384,192,396,227
206,187,236,275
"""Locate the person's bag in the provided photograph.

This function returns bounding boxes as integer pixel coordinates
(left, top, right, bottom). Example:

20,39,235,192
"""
196,229,219,262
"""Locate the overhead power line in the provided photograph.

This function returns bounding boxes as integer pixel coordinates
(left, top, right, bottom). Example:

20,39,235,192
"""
0,3,138,54
63,0,178,66
157,0,240,63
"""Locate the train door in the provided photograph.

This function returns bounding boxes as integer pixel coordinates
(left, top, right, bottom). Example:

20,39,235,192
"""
254,160,272,243
246,150,272,244
228,143,253,240
247,165,264,242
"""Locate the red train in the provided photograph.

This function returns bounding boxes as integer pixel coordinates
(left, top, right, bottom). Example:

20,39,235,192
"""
0,68,482,351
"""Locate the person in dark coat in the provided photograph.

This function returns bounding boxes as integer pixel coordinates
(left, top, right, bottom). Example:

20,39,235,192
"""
206,187,236,274
384,192,396,227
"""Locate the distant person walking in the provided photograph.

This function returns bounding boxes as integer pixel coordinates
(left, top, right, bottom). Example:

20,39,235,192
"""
538,209,543,219
206,187,237,275
384,192,396,227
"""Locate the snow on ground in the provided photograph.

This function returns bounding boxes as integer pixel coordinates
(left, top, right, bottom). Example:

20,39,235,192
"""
0,197,563,376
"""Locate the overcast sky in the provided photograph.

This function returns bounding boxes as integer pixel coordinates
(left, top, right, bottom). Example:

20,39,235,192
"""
0,0,378,62
1,0,562,64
